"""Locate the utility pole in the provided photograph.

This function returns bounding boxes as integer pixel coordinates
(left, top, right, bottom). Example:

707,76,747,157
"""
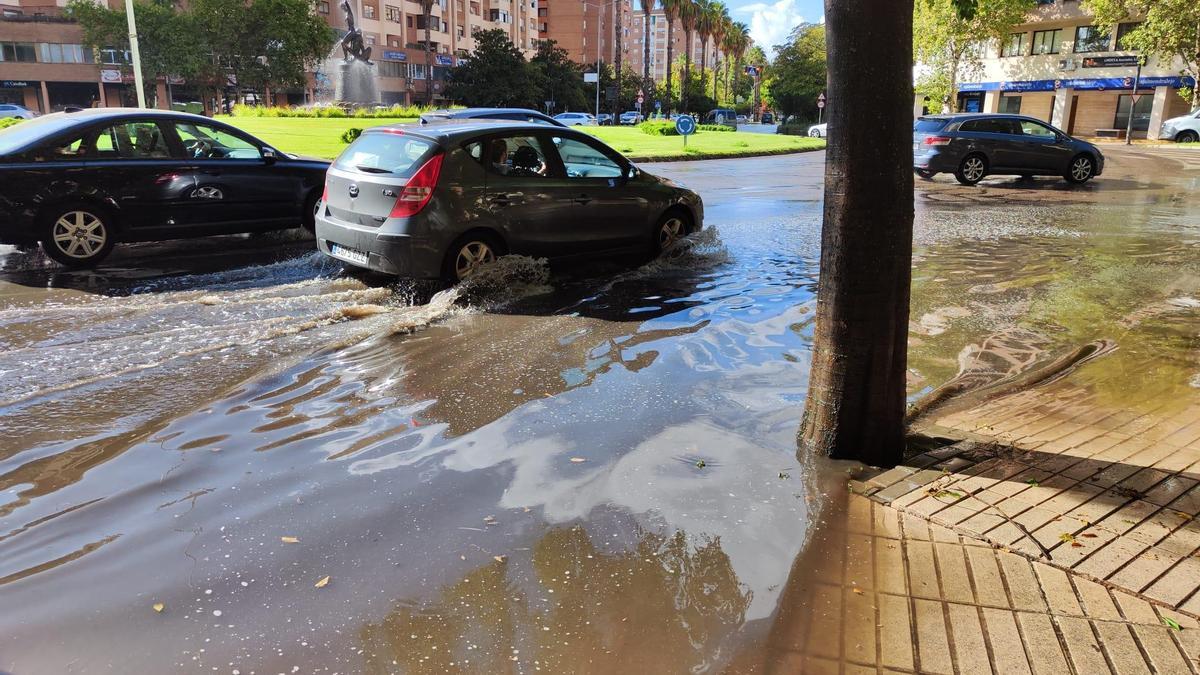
1125,56,1143,146
124,0,147,108
596,0,602,117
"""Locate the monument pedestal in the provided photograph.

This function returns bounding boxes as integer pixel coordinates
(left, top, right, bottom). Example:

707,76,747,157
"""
334,59,380,107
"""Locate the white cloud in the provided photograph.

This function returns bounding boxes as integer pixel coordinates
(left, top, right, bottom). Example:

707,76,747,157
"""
736,0,805,57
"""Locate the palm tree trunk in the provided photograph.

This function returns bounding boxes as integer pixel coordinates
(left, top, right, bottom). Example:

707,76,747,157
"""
642,6,652,84
424,6,433,105
682,28,692,112
797,0,914,466
665,18,674,112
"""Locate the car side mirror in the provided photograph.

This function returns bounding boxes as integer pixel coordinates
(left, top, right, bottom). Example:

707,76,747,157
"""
622,164,638,182
262,147,277,164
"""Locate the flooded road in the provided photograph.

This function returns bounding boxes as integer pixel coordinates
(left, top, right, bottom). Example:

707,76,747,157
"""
2,146,1199,674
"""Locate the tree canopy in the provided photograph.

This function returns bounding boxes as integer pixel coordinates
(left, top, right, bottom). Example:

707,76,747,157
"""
766,23,825,122
1085,0,1200,105
445,29,540,108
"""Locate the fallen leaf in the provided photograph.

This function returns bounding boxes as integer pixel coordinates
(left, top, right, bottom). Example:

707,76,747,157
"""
1163,616,1183,631
493,555,507,563
851,588,864,595
779,472,790,479
1026,479,1040,487
695,460,707,468
1071,542,1084,547
569,457,586,463
314,575,331,589
281,536,300,544
152,602,165,613
933,489,964,501
1082,533,1098,538
1059,533,1076,544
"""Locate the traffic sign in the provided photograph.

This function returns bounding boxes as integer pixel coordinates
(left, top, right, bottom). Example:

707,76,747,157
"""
637,95,644,104
817,100,825,109
675,115,696,136
818,92,826,102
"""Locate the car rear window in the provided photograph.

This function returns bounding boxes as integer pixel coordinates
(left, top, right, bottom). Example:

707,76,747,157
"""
914,118,949,133
334,131,437,176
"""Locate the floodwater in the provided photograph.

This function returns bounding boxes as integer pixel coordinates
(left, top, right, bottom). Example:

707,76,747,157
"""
1,146,1198,674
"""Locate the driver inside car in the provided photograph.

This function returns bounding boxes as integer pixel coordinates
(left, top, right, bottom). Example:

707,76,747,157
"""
509,145,546,177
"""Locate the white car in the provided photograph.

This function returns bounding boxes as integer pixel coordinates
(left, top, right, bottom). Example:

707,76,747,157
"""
736,114,748,124
1160,107,1200,143
807,123,827,137
553,112,598,127
0,104,36,120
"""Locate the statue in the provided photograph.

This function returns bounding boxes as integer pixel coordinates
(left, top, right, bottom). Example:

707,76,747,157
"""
339,0,373,65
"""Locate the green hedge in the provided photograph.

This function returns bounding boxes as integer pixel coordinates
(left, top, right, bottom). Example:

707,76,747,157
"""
0,117,23,130
639,120,679,136
340,127,363,144
697,124,733,133
777,123,813,136
231,103,442,119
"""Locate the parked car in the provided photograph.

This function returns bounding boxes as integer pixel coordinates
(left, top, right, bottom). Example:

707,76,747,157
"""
913,113,1104,186
703,109,738,130
736,114,748,124
420,107,565,127
0,104,36,120
314,121,704,282
553,112,599,126
619,110,643,125
597,113,614,126
1159,107,1200,143
807,123,827,137
761,112,774,124
0,108,329,267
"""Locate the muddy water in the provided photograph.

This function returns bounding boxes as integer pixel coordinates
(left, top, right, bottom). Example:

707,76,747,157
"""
2,147,1199,674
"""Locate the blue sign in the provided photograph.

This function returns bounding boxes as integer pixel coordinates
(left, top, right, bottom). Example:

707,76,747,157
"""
382,50,407,62
675,115,696,135
435,54,453,66
960,75,1195,92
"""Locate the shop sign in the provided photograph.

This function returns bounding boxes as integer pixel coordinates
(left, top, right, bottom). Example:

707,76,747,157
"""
435,54,453,66
383,50,407,61
961,75,1195,92
1081,55,1141,68
0,80,30,88
100,69,123,83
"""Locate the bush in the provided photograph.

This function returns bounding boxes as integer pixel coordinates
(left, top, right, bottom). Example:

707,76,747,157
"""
777,123,813,136
340,128,363,144
230,103,444,119
697,124,733,133
639,120,678,136
0,117,23,130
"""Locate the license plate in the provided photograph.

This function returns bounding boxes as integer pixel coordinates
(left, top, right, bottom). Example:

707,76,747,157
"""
330,243,368,266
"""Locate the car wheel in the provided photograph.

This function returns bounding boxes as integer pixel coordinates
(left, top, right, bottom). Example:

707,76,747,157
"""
40,203,116,268
809,128,822,137
1065,154,1095,184
914,169,935,180
443,231,506,283
1177,130,1199,144
955,154,988,186
652,210,691,255
302,190,320,232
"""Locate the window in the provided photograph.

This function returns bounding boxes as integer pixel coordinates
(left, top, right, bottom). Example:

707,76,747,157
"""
1115,22,1141,51
335,133,434,174
478,136,552,177
173,122,261,159
999,96,1022,114
319,0,330,12
408,63,426,79
378,60,405,77
1114,94,1153,132
1074,25,1110,53
38,43,94,64
363,3,376,18
93,122,173,159
489,9,510,22
99,47,130,65
0,42,37,62
959,118,1019,134
1000,32,1026,57
552,136,622,178
1019,119,1056,139
1032,29,1061,55
537,6,546,15
406,15,413,27
31,135,87,162
386,5,401,21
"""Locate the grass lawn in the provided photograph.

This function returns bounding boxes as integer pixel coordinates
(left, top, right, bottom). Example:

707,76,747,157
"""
217,115,825,161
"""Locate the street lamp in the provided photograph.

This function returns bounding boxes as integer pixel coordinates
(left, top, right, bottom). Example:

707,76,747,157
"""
124,0,147,107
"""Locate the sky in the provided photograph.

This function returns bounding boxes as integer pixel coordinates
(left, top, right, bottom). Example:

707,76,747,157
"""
719,0,822,58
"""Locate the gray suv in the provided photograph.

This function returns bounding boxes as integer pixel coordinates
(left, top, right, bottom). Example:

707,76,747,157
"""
315,121,704,281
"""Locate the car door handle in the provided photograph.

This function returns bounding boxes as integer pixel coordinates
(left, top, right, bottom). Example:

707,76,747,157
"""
572,194,592,205
489,192,524,206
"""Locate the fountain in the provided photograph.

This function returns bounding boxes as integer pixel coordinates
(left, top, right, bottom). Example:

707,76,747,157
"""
330,0,379,106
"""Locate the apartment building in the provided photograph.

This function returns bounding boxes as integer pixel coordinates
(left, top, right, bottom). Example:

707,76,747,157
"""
628,7,707,84
536,0,632,72
947,0,1193,139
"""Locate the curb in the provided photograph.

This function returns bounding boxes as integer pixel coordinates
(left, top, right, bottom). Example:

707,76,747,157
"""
625,144,826,163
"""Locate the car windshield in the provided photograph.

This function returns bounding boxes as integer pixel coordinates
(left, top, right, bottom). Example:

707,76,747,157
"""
334,131,436,175
1191,106,1200,116
914,118,949,133
0,115,78,155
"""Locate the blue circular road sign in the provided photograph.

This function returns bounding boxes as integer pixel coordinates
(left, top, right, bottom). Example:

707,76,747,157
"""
675,115,697,136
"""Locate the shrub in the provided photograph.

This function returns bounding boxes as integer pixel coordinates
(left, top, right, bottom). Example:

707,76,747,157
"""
0,117,23,130
230,103,446,119
340,128,363,144
777,124,812,136
696,124,733,133
639,120,678,136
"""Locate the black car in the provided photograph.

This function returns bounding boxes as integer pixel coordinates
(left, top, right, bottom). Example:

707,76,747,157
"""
913,113,1104,186
0,108,328,267
419,108,565,127
315,121,704,281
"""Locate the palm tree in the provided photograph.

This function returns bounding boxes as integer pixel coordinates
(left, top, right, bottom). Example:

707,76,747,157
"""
640,0,656,85
660,0,683,112
708,4,728,101
421,0,436,105
694,0,712,98
723,21,747,104
677,0,698,112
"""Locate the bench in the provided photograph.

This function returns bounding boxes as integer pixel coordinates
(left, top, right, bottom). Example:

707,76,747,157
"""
1094,128,1127,139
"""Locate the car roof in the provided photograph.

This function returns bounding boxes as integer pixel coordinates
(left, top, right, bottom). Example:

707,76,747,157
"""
428,107,548,117
920,113,1047,123
0,107,267,155
361,120,605,143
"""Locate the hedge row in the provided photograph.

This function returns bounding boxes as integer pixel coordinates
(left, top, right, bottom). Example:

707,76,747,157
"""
230,103,437,119
638,120,737,136
0,117,24,130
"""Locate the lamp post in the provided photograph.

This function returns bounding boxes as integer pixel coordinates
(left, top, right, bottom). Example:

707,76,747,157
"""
124,0,147,108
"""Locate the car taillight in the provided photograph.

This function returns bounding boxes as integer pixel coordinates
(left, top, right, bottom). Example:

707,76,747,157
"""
321,182,328,203
388,153,444,219
923,136,952,146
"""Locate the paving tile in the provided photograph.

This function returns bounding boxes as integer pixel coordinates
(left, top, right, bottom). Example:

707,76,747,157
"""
913,599,953,675
1112,590,1163,625
905,540,941,600
928,522,961,544
1131,625,1193,675
980,607,1033,675
1124,506,1187,548
1075,535,1153,580
802,656,841,675
933,542,974,604
877,593,914,671
874,537,908,596
1142,556,1200,607
872,501,902,539
1109,545,1184,593
1166,484,1200,517
842,586,877,661
847,495,874,535
946,603,991,675
902,512,931,541
804,583,843,660
1056,616,1111,674
844,534,874,590
1016,611,1070,675
1093,621,1152,675
842,662,878,675
967,546,1010,609
1073,577,1121,621
1145,475,1200,507
868,465,919,489
1033,562,1083,616
998,554,1048,612
1155,448,1200,474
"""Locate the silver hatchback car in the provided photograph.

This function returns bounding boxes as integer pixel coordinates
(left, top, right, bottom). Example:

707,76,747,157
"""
315,121,704,281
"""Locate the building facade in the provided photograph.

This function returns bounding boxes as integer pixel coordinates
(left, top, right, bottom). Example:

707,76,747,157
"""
627,8,707,84
944,0,1194,139
536,0,632,73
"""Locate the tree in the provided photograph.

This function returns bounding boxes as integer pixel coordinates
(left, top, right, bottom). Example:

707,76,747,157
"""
1085,0,1200,106
660,0,685,111
766,23,825,122
913,0,1034,112
444,29,538,107
640,0,656,85
722,21,749,104
530,40,590,112
678,0,699,112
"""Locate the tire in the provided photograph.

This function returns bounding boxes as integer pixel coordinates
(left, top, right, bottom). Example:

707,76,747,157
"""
915,169,935,180
809,128,822,137
302,190,320,232
1065,154,1096,184
442,231,506,283
39,203,116,268
955,154,988,186
1177,130,1199,144
651,209,692,256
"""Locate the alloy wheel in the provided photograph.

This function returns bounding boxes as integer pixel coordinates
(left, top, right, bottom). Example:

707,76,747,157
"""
454,241,496,280
809,129,821,137
962,157,985,183
51,210,107,259
1071,157,1092,182
658,217,685,250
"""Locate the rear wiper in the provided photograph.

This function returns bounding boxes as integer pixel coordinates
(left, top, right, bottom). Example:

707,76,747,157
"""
356,165,391,174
